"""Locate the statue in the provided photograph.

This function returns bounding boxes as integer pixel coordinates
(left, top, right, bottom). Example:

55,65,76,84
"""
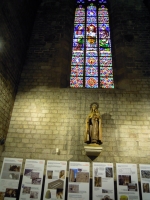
84,103,102,145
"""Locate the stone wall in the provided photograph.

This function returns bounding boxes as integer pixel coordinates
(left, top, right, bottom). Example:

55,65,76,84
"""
1,0,150,177
0,0,41,146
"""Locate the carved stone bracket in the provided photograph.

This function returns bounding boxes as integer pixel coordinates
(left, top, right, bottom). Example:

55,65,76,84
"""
84,144,103,156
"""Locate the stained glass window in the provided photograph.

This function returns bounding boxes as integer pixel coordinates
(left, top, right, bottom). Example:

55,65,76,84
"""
70,0,114,88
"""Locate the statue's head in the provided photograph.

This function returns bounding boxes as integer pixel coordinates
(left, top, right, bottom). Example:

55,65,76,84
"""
90,102,99,111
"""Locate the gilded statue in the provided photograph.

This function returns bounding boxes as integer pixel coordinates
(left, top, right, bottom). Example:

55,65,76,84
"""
84,103,102,145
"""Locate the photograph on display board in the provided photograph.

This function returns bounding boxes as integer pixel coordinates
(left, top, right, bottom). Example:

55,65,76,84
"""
1,172,19,180
47,170,53,179
106,167,113,178
0,192,5,200
1,163,21,180
118,175,131,186
4,188,17,198
48,179,64,189
32,178,42,185
31,172,40,179
143,183,150,193
127,183,137,191
101,195,113,200
141,170,150,178
44,188,64,199
56,189,63,199
94,177,102,187
59,170,65,179
68,184,79,193
22,187,31,194
24,169,33,176
30,191,38,199
119,195,128,200
45,190,51,199
69,169,89,182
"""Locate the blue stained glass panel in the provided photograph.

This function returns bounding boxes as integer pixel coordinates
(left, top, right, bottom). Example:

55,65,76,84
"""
87,17,97,23
73,38,84,51
99,38,111,48
71,65,83,76
75,7,85,16
98,6,108,16
86,24,97,35
86,66,98,76
74,24,85,38
85,77,98,88
86,24,97,50
98,16,109,23
86,39,97,50
87,5,97,17
71,56,84,65
100,48,112,56
70,77,83,88
77,0,85,3
86,57,98,66
100,77,114,88
100,67,113,76
99,24,110,38
86,51,98,57
72,51,84,57
100,57,112,66
99,0,107,3
75,16,85,23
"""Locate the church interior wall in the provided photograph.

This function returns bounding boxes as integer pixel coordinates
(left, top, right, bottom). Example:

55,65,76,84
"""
0,0,150,179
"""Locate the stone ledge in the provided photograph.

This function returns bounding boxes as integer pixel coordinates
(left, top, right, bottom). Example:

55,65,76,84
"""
84,144,103,156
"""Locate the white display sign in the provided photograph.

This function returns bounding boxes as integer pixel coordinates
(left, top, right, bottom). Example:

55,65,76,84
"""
139,164,150,200
19,159,45,200
68,162,90,200
0,157,23,200
116,163,139,200
43,160,67,200
93,162,114,200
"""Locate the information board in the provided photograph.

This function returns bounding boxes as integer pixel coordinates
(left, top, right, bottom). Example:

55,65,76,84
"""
0,157,23,200
19,159,45,200
116,163,139,200
93,162,114,200
43,160,67,200
139,164,150,200
68,162,90,200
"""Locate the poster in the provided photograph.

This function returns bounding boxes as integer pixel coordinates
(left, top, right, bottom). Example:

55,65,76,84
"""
139,164,150,200
116,163,139,200
68,162,90,200
0,157,23,200
43,161,67,200
93,162,114,200
19,159,45,200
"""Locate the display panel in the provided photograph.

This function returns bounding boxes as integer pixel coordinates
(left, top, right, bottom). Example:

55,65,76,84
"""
139,164,150,200
19,159,45,200
0,158,23,200
43,161,67,200
116,163,140,200
93,162,114,200
68,162,90,200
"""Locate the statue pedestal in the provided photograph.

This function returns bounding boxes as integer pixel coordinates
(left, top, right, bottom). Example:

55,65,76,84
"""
84,144,103,156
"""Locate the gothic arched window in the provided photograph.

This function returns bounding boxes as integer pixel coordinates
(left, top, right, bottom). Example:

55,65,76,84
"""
70,0,114,88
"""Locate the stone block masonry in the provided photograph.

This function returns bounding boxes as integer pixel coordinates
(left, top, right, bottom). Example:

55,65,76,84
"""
1,87,150,172
1,0,150,174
